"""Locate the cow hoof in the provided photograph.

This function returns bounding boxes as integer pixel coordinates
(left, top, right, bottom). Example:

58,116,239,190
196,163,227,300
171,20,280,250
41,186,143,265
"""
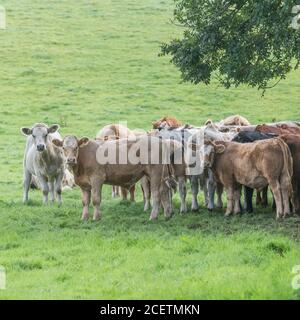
93,214,101,221
208,208,213,212
191,208,199,213
149,215,158,221
81,214,89,221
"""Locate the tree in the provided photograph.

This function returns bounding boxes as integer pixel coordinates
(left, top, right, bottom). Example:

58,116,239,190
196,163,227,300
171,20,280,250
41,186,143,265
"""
161,0,300,92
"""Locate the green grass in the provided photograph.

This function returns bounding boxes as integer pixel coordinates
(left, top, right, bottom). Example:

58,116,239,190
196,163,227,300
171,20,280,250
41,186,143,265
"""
0,0,300,299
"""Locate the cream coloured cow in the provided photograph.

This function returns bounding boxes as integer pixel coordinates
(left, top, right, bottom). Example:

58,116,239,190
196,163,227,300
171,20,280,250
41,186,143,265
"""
21,123,65,204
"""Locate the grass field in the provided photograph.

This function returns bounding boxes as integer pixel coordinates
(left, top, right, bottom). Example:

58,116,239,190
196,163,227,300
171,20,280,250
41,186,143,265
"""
1,0,300,299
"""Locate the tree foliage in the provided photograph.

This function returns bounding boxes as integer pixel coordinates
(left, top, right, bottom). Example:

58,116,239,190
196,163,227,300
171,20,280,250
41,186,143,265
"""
161,0,300,91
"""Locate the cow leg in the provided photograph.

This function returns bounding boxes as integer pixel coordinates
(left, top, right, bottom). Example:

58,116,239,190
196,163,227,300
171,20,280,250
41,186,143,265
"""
121,187,128,201
91,179,102,221
233,186,242,215
55,170,64,205
199,173,209,207
269,180,283,219
149,174,162,220
280,175,292,217
81,188,91,220
244,186,253,213
190,177,199,212
111,186,115,198
261,186,268,208
23,169,32,203
207,172,216,211
112,186,119,198
39,175,49,204
141,177,151,211
216,182,223,209
48,180,55,202
272,192,276,212
129,185,135,202
295,184,300,214
150,189,161,220
292,182,300,214
161,185,173,219
178,176,187,214
225,187,234,216
256,191,262,205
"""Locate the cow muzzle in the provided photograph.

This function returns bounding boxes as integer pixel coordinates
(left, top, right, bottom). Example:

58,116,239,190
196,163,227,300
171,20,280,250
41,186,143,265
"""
66,158,77,165
37,144,46,152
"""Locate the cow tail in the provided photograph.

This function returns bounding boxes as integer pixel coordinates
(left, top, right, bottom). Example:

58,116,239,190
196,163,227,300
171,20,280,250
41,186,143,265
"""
276,138,293,197
162,140,181,192
164,164,177,192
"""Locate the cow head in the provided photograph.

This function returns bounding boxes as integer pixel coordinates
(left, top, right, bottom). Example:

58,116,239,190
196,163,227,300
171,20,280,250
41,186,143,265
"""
52,135,89,166
203,140,225,168
152,116,182,130
21,123,59,152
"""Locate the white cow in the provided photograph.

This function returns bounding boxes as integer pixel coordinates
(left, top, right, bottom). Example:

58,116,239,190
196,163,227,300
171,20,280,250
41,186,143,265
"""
21,123,65,204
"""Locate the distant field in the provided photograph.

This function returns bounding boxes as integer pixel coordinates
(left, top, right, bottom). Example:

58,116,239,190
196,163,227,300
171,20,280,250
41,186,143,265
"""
0,0,300,299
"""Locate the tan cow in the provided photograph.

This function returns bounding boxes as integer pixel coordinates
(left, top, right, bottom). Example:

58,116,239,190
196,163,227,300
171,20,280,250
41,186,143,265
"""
202,138,293,219
53,135,177,221
96,124,139,201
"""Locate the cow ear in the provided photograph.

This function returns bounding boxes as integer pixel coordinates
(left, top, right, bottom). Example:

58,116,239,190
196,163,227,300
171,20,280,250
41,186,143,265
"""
52,139,63,147
21,127,32,136
48,124,60,134
215,144,225,154
78,137,89,147
152,121,158,128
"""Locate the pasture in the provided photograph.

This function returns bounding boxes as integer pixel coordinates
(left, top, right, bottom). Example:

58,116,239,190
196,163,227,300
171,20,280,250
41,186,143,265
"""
0,0,300,299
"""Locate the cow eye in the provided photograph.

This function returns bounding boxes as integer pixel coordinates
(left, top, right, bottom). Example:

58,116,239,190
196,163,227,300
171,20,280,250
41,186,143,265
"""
32,135,36,138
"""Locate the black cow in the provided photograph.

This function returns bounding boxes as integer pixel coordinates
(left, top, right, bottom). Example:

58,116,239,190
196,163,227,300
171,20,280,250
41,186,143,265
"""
232,131,277,212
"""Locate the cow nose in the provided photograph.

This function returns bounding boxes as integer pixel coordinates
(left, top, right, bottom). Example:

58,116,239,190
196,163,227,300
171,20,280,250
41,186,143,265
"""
37,144,45,152
67,158,76,164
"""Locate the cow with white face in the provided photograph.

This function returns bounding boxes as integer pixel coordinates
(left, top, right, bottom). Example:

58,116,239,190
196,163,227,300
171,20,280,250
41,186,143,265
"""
21,123,65,204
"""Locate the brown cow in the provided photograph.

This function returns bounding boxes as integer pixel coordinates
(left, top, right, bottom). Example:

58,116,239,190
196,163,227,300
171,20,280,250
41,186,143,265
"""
96,124,139,201
256,124,300,135
152,116,182,130
279,134,300,213
53,135,177,221
202,138,293,219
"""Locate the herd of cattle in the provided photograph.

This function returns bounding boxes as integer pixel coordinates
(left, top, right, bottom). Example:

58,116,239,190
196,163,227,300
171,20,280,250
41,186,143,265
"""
20,115,300,221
